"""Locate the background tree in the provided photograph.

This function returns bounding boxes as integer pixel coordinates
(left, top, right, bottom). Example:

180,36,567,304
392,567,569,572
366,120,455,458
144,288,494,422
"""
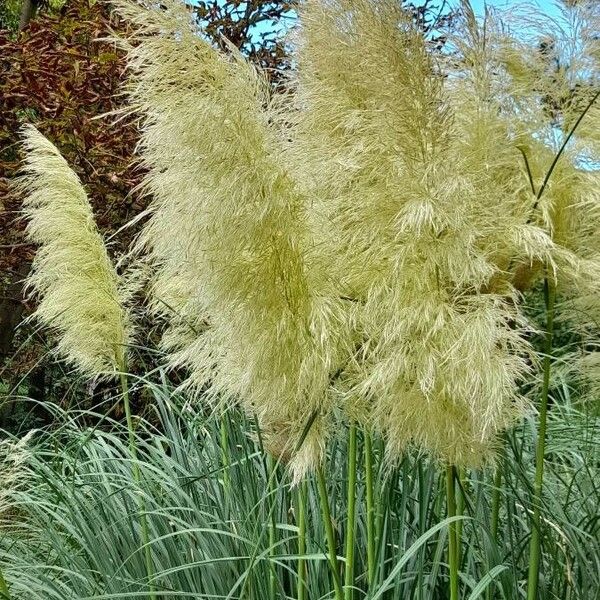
0,0,140,420
0,0,301,421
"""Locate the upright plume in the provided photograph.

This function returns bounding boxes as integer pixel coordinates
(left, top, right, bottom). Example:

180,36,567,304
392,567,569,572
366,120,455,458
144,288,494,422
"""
115,0,354,479
19,126,128,377
289,0,557,466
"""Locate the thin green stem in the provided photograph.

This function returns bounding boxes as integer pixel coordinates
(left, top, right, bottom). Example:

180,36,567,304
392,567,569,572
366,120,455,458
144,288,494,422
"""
316,465,343,600
120,373,156,600
517,146,537,197
364,430,376,588
266,454,277,600
374,436,386,564
446,465,459,600
343,424,358,600
296,481,307,600
487,464,503,600
490,466,502,543
521,82,596,600
219,413,232,519
455,467,465,568
533,89,600,211
527,277,556,600
120,373,137,460
220,414,232,506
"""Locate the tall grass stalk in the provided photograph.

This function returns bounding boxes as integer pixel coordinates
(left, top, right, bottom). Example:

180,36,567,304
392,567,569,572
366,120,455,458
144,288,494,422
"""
456,467,465,567
296,482,307,600
120,371,156,600
316,465,343,600
522,87,599,599
446,465,459,600
364,430,376,587
490,466,502,543
221,415,232,500
266,453,278,600
343,423,358,600
488,462,503,600
526,277,556,600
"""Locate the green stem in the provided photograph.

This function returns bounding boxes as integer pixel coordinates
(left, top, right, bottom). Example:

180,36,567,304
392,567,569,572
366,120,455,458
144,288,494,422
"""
296,481,307,600
220,414,231,492
120,373,137,459
316,465,343,600
120,373,156,600
446,465,459,600
267,454,277,600
532,88,600,211
527,277,556,600
455,467,465,568
343,424,358,600
521,80,595,600
490,466,502,543
374,436,386,564
487,464,503,600
364,430,376,588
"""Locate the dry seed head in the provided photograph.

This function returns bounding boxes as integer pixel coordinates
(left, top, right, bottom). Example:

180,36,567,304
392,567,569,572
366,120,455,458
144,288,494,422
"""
0,432,34,523
19,126,129,377
117,0,600,470
482,1,600,335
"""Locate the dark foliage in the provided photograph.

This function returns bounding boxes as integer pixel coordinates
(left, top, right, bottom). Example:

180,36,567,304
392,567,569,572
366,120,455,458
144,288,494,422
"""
0,0,141,412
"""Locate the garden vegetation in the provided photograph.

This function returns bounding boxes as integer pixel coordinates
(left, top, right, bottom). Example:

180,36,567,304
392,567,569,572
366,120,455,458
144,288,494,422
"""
1,0,599,599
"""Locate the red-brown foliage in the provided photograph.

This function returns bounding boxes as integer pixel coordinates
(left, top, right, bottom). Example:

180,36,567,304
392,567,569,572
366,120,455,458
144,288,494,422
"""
0,0,143,385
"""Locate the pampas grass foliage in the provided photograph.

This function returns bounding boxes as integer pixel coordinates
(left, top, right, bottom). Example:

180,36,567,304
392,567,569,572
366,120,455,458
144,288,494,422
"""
9,1,600,599
14,0,597,480
19,126,129,377
15,0,599,480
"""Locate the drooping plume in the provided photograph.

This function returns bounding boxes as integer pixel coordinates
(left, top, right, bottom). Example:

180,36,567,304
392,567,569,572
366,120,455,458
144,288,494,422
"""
454,1,600,366
19,126,128,376
116,0,354,478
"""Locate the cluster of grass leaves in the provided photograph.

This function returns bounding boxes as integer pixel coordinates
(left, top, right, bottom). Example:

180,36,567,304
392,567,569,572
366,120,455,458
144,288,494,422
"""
0,372,597,600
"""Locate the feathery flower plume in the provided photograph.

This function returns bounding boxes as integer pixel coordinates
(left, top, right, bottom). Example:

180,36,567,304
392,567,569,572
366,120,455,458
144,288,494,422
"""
288,0,560,467
115,0,600,471
116,0,353,479
19,126,128,377
0,432,33,522
476,2,600,330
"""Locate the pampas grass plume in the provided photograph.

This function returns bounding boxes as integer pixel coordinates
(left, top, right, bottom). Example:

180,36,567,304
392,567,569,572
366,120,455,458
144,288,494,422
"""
290,0,543,467
116,0,354,479
19,126,129,377
111,0,600,471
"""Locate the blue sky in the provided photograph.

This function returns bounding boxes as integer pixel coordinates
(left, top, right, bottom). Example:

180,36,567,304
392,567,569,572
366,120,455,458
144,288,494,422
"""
221,1,567,42
466,0,562,18
242,1,571,50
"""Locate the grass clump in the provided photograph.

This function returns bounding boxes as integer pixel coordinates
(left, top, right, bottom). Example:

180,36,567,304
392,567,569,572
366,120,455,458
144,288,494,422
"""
0,387,598,599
